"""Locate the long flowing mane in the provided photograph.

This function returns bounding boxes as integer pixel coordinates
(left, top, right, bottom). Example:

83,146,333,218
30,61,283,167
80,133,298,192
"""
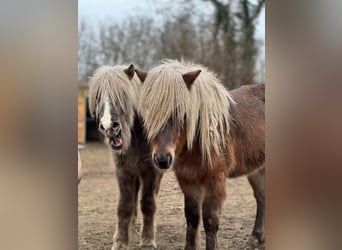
88,65,140,152
88,65,140,122
139,59,234,165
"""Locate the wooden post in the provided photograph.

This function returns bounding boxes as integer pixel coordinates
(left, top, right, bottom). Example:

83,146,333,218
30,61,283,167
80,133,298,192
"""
78,95,86,145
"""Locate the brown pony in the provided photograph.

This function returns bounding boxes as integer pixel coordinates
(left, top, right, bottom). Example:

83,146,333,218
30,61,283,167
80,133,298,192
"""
136,60,265,249
88,64,163,250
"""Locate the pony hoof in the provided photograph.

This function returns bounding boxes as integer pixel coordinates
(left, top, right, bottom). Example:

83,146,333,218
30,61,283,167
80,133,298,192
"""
140,240,157,250
244,235,264,250
111,242,128,250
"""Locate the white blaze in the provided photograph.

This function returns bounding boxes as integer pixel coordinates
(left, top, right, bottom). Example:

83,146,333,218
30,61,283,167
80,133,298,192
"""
100,101,112,130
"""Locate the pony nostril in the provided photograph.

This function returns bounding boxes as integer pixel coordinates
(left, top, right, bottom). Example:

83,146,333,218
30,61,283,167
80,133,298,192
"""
166,153,172,166
112,122,120,129
112,122,121,133
153,155,159,166
99,124,105,131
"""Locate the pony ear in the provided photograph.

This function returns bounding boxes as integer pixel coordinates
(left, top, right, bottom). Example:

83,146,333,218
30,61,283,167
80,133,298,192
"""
182,70,201,90
135,69,147,83
124,64,135,80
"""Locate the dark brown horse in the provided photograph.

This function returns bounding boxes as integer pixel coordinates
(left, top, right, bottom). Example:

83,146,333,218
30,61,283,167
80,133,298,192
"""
136,60,265,249
88,64,162,250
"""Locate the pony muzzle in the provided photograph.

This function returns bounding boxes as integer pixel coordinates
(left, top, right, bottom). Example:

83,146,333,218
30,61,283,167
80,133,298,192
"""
153,152,173,170
101,122,123,150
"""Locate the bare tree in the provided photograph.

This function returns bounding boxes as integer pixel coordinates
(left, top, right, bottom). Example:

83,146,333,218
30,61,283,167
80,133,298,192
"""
237,0,265,85
203,0,264,87
159,13,199,60
78,0,264,87
78,20,99,80
98,18,159,69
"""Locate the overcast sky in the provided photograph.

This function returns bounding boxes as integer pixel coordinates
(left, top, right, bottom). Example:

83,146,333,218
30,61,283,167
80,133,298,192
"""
78,0,265,43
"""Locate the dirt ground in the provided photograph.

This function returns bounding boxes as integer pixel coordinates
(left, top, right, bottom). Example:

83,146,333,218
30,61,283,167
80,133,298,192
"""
78,142,258,250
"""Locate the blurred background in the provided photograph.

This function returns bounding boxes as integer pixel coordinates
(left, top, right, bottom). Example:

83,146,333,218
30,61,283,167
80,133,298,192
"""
77,0,265,145
78,0,265,86
2,0,342,249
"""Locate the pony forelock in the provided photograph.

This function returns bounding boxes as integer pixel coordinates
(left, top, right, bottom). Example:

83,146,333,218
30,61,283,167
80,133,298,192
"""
88,65,140,119
88,65,140,152
139,59,233,165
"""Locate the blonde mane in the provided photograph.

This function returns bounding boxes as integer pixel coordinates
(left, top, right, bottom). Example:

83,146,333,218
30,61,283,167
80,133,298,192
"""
89,65,140,117
88,65,140,151
139,59,233,165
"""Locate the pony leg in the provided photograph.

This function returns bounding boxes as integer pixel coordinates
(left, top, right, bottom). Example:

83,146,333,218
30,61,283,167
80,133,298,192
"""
132,178,140,224
202,175,226,250
180,182,204,250
139,172,162,249
246,167,265,249
112,171,138,250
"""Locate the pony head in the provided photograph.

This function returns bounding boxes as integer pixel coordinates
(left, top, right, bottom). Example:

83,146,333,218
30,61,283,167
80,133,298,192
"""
137,60,232,170
88,64,139,153
137,67,199,170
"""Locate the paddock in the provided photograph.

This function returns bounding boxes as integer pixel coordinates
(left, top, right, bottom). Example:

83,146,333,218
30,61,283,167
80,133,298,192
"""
78,142,261,250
